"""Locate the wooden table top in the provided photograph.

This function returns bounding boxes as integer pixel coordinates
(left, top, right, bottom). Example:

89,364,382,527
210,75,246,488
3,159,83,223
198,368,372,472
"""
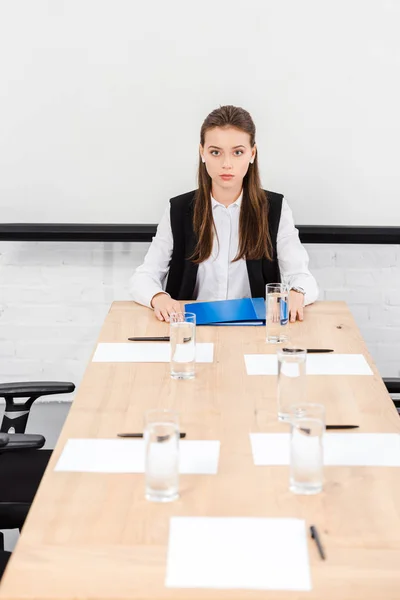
1,301,399,600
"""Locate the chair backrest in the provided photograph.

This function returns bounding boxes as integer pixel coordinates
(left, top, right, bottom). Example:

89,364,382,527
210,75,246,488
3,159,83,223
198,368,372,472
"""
0,381,75,433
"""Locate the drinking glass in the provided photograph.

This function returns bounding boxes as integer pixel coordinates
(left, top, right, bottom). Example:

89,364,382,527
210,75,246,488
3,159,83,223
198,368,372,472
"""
289,403,325,495
277,347,307,421
170,312,196,380
265,283,289,343
144,409,180,502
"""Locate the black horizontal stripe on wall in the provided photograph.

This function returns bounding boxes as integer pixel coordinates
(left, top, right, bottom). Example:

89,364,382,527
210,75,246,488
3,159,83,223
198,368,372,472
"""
0,224,399,244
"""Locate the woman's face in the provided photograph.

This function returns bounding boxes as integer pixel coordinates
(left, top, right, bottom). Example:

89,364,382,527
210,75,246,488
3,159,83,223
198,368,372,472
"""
200,126,256,190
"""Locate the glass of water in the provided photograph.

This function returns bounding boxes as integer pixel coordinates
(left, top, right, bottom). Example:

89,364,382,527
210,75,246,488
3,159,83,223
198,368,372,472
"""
289,403,325,495
277,347,307,421
265,283,289,343
144,409,180,502
170,312,196,380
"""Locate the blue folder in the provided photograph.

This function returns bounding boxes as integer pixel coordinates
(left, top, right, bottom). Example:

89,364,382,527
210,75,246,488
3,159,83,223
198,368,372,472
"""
184,298,267,326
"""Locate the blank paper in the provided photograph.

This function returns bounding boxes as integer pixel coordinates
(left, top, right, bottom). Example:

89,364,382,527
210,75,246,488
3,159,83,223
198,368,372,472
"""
245,354,277,375
323,433,400,466
165,517,311,591
244,353,373,375
250,433,400,466
55,439,220,473
92,342,214,363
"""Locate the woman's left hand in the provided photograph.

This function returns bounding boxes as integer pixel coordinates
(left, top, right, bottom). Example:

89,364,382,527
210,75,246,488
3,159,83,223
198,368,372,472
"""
289,290,305,322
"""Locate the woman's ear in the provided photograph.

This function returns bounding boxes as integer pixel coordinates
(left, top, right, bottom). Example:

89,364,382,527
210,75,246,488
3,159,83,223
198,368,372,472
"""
250,144,257,164
199,144,205,163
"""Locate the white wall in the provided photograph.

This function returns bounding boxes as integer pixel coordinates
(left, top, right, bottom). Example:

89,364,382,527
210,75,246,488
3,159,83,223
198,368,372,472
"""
1,0,400,226
1,242,399,400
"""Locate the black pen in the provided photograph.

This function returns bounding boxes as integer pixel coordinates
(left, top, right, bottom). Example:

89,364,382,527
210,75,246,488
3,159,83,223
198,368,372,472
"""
282,348,334,353
128,336,170,342
326,425,359,430
117,432,186,439
310,525,326,560
127,336,191,342
301,425,359,435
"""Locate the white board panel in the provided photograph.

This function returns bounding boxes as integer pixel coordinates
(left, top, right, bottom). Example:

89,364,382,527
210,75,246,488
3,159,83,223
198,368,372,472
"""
0,0,399,225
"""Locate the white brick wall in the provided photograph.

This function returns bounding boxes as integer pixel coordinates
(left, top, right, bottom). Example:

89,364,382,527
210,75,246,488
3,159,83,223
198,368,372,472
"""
0,241,399,403
308,244,400,378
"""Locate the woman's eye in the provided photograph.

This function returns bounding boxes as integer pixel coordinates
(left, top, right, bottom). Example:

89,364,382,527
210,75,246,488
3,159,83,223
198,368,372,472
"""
210,150,243,156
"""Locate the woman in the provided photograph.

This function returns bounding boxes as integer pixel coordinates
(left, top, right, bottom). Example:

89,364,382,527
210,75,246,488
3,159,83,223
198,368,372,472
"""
130,105,318,322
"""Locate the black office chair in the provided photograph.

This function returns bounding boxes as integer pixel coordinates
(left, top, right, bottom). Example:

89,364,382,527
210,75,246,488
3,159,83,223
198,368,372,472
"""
383,378,400,414
0,431,50,529
0,381,75,522
0,381,75,529
0,432,51,579
0,381,75,433
0,381,75,579
0,551,11,580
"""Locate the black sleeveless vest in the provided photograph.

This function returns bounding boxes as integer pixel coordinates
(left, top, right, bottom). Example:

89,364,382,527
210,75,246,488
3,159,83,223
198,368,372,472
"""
165,189,283,300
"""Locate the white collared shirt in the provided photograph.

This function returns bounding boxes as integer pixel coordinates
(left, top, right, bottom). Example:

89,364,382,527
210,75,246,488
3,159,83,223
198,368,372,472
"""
194,193,251,300
129,194,319,306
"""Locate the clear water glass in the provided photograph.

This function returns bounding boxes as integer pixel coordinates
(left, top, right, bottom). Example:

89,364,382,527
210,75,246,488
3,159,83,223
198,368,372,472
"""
144,409,180,502
289,403,325,495
265,283,289,343
277,347,307,421
170,312,196,380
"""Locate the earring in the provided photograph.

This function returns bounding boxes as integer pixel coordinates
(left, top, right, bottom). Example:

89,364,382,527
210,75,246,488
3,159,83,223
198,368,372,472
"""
202,158,206,163
250,159,254,164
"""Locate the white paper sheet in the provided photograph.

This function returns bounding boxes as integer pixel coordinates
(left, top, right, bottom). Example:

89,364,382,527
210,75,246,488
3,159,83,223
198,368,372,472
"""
250,433,291,465
244,353,373,376
165,517,311,591
323,433,400,466
92,342,214,363
245,355,277,375
55,439,220,473
249,433,400,466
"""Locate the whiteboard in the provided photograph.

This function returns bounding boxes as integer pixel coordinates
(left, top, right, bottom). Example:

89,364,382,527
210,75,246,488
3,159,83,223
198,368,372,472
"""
1,0,399,226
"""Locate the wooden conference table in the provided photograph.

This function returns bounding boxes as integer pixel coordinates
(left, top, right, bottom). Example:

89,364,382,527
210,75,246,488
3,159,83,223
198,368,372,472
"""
1,301,400,599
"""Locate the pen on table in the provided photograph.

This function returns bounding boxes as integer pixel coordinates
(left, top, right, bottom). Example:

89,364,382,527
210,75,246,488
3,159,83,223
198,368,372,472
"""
310,525,326,560
283,348,334,353
117,432,187,438
127,336,191,342
326,425,359,430
128,336,170,342
301,425,359,434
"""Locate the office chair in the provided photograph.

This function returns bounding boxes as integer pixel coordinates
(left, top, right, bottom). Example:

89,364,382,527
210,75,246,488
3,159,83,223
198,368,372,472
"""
0,432,51,579
0,380,75,520
0,550,11,580
0,381,75,530
0,380,75,579
0,381,75,433
383,378,400,414
0,431,49,529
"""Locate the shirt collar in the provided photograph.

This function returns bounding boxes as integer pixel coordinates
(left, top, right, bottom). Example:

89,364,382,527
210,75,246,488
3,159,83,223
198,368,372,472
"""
211,191,243,209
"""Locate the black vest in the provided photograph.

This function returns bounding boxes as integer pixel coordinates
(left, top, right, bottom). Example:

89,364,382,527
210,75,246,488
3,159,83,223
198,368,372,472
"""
165,189,283,300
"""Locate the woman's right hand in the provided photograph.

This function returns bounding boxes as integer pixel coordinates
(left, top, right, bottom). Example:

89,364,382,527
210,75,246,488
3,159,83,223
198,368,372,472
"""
151,293,182,322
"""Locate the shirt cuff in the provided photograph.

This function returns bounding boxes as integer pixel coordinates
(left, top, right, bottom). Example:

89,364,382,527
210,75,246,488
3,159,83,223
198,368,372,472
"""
288,277,319,306
149,290,170,309
129,274,170,309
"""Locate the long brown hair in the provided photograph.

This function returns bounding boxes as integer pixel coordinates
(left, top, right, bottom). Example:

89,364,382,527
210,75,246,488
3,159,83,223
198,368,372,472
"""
192,105,272,264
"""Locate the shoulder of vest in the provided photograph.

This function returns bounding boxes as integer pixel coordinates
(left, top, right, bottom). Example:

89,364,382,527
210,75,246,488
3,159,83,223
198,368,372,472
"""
264,189,284,203
169,189,197,209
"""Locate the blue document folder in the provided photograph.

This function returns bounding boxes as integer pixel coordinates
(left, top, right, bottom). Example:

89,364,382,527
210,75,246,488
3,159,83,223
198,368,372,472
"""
184,298,266,326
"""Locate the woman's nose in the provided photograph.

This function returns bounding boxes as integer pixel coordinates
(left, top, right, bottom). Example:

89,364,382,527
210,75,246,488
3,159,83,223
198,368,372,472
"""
222,158,233,169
